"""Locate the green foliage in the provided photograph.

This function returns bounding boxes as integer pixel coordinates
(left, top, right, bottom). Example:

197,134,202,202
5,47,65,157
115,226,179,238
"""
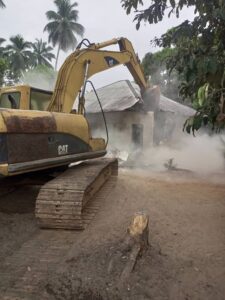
5,35,33,82
0,35,55,86
0,38,5,56
142,49,173,79
142,48,182,102
0,58,8,85
0,0,5,8
121,0,225,133
31,39,55,68
44,0,85,69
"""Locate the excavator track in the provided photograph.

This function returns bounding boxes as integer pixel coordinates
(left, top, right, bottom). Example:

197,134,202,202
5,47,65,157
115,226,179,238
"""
0,160,117,299
35,157,118,229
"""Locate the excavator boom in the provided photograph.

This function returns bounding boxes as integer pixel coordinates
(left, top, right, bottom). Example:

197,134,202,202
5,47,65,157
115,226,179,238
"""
48,37,147,113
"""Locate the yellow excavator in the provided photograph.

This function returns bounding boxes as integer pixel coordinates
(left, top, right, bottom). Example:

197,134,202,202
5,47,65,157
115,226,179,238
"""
0,37,148,229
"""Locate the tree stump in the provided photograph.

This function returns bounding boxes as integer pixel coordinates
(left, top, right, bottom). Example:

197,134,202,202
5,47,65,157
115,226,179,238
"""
120,212,149,283
108,212,149,290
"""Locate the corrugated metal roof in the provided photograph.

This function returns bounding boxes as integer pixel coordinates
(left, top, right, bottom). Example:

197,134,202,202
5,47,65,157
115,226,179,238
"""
85,80,195,116
85,80,142,113
159,94,195,115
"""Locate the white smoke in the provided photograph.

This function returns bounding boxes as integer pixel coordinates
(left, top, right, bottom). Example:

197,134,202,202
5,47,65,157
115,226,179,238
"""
93,125,225,176
21,67,57,91
139,133,225,175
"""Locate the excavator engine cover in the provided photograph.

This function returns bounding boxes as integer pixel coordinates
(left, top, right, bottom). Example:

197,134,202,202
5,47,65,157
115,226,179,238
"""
0,109,106,177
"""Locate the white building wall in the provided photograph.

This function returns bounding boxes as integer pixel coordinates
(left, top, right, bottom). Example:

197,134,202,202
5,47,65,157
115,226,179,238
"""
87,111,154,152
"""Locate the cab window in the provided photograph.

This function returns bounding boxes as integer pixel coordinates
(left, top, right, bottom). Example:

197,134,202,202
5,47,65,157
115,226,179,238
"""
0,92,20,109
30,89,52,111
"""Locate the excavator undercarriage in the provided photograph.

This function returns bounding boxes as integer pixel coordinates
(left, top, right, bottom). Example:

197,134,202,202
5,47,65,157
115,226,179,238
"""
36,158,118,229
0,157,118,230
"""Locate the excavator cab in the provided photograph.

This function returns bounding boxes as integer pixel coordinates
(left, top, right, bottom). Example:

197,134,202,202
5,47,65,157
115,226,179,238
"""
0,85,52,111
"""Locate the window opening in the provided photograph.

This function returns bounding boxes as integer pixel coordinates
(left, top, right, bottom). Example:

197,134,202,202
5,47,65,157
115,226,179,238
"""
30,88,52,111
0,92,20,109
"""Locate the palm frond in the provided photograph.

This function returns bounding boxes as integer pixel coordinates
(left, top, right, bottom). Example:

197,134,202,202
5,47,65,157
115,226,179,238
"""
70,22,84,36
0,0,5,8
46,10,60,21
0,38,5,45
44,0,85,68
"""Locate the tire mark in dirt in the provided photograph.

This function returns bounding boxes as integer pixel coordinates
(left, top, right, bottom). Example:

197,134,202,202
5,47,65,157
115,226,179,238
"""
0,230,79,299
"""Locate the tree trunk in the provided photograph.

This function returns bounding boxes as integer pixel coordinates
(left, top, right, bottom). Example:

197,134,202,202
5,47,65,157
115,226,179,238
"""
55,44,60,71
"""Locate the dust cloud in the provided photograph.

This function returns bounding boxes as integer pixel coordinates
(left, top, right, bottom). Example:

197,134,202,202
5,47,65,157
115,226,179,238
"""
138,133,225,175
21,69,57,91
94,123,225,175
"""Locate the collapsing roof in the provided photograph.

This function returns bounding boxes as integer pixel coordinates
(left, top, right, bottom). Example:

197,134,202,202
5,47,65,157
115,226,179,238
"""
85,80,142,113
85,80,195,116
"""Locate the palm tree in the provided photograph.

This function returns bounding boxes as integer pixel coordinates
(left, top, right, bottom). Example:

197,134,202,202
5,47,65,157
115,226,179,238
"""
6,35,33,80
31,39,55,68
0,38,5,57
44,0,84,70
0,0,5,8
0,38,7,85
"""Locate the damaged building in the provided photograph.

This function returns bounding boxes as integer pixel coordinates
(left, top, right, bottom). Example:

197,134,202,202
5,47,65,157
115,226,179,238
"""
151,93,195,145
85,80,154,152
85,80,195,152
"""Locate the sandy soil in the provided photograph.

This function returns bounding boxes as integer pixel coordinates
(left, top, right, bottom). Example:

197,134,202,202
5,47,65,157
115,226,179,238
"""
0,169,224,300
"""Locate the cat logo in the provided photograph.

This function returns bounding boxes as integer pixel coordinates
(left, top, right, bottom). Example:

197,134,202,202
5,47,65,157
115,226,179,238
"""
58,144,68,155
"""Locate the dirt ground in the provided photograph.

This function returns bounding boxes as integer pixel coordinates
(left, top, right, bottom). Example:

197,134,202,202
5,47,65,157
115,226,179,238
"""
0,168,225,300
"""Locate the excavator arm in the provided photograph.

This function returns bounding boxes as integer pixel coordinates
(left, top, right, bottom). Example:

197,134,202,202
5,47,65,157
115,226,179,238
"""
48,37,148,113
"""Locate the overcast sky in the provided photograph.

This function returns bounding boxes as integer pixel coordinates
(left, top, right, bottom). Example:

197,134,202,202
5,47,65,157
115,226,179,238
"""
0,0,195,88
